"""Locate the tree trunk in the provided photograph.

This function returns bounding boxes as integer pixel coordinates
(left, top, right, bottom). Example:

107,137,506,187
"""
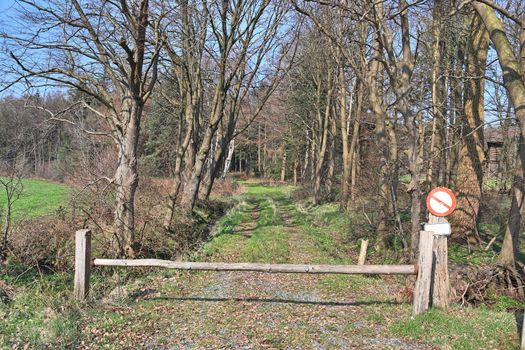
280,148,287,182
163,106,195,230
482,8,525,266
472,2,525,123
351,139,359,201
3,206,10,248
180,75,226,210
499,136,525,266
386,118,400,228
199,132,219,199
302,130,310,182
327,112,336,190
257,125,262,176
293,160,298,185
222,138,235,179
180,121,219,210
263,124,268,177
339,62,351,208
163,0,204,228
239,154,243,173
427,0,445,189
368,0,393,247
398,103,419,259
349,81,362,202
450,13,488,244
113,99,142,258
369,53,390,243
314,75,332,204
446,42,465,188
394,0,419,261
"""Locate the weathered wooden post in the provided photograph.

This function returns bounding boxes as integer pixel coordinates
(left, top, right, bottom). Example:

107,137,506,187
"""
74,229,91,300
427,214,450,308
413,230,434,315
358,239,368,265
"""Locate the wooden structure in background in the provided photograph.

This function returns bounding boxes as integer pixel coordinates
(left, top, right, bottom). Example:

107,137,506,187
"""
484,126,519,178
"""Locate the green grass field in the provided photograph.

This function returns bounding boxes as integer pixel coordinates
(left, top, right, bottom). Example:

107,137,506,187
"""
0,178,70,219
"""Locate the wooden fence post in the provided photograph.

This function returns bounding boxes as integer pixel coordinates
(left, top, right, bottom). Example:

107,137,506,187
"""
428,215,450,308
413,230,434,316
74,229,91,300
358,239,368,265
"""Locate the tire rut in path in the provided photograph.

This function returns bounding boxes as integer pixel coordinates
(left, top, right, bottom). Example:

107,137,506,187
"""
233,203,260,237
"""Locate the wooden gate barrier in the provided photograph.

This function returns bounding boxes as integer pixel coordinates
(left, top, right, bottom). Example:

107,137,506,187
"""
74,229,447,316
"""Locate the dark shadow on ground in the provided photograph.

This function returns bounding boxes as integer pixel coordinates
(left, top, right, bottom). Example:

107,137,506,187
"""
144,296,404,307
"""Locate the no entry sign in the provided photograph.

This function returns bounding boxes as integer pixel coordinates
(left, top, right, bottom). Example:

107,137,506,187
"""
426,187,456,217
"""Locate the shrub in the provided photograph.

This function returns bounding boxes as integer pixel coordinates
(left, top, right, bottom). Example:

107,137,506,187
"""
9,217,77,271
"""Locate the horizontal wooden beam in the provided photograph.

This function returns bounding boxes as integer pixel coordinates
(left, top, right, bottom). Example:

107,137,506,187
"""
93,259,416,275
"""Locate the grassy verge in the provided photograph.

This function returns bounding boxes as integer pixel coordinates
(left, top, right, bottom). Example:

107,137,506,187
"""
390,306,519,349
0,270,81,349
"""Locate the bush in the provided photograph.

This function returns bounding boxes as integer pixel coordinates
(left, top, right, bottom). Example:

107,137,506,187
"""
2,175,239,274
209,178,242,198
9,217,77,271
290,185,315,203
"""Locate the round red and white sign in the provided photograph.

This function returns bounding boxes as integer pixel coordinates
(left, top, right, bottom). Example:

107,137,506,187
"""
426,187,456,217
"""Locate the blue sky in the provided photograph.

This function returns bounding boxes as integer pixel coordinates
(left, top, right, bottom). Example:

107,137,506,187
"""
0,0,15,14
0,0,17,30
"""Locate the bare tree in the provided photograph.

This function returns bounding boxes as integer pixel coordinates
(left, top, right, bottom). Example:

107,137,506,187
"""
2,0,164,257
160,0,293,220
